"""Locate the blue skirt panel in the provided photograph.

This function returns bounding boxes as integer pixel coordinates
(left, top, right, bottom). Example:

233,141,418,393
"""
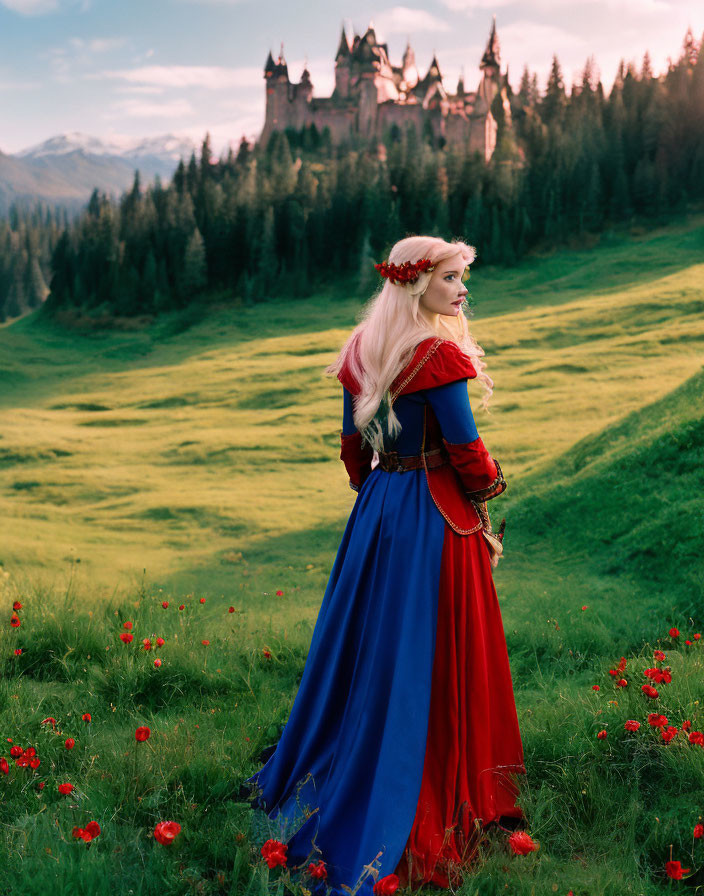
245,464,446,894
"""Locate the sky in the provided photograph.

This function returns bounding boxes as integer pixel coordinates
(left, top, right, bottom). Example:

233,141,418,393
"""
0,0,701,157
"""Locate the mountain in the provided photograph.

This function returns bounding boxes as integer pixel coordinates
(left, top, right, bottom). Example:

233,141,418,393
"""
0,131,201,216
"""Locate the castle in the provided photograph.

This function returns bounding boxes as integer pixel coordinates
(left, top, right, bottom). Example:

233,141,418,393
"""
260,16,512,161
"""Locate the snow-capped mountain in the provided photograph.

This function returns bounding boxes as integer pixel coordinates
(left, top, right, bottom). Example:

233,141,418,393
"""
0,131,204,216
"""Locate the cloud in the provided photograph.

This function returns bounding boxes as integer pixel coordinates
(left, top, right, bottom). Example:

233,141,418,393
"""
440,0,670,11
93,63,264,90
103,97,195,120
366,6,452,39
0,0,58,13
67,36,128,53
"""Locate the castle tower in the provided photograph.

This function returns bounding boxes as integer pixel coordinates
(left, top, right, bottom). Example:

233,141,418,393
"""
262,43,291,143
334,24,351,98
401,39,419,89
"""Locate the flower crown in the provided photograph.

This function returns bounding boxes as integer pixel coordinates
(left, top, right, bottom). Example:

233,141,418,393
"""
374,257,435,286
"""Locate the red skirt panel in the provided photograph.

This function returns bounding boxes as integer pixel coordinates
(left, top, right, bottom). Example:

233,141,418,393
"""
394,526,527,889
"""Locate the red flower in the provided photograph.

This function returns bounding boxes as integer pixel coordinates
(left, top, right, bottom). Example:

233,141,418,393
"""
694,633,701,640
261,838,288,868
373,874,400,894
202,639,210,646
155,637,165,647
596,729,608,740
308,860,327,879
29,757,40,769
641,684,658,699
669,627,680,638
661,726,678,743
162,601,169,609
37,781,45,790
581,605,587,610
41,717,57,729
58,782,74,795
65,738,75,750
694,824,704,839
591,684,600,691
199,597,206,604
374,257,435,286
275,590,284,596
13,648,22,656
153,821,182,845
263,650,272,659
9,745,22,758
688,731,704,745
12,601,22,611
153,658,162,668
72,826,92,842
508,831,539,855
135,726,151,742
228,607,235,613
0,757,8,774
82,713,91,723
84,821,101,839
143,638,152,650
178,604,185,611
119,633,134,644
616,678,628,688
682,720,692,731
624,720,640,732
648,713,668,728
10,615,20,628
665,860,690,879
653,649,666,661
123,621,133,630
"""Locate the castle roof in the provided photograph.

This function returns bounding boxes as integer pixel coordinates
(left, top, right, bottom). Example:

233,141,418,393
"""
481,15,500,68
264,50,276,75
335,25,350,60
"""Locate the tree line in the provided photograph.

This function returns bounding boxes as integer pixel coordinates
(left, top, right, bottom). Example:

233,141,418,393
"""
1,27,702,322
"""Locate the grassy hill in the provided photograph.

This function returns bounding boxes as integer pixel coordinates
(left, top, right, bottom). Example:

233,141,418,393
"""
0,214,703,894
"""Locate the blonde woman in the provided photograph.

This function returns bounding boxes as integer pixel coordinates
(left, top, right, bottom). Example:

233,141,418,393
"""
245,236,526,895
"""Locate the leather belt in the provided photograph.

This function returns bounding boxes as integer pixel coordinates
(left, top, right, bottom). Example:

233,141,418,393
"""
377,447,449,473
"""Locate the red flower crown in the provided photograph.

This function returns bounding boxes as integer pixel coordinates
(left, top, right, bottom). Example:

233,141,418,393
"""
374,257,436,286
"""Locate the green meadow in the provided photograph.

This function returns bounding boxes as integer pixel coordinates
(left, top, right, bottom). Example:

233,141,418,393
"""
0,214,703,894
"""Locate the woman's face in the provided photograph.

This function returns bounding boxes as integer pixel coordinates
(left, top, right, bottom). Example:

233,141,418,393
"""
418,251,469,319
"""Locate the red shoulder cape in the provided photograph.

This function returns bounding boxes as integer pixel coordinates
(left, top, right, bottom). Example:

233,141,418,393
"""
336,337,477,396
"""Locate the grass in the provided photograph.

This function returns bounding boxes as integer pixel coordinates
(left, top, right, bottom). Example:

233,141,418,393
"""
0,212,703,893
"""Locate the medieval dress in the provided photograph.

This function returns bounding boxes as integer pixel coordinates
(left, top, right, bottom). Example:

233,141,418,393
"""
244,335,526,895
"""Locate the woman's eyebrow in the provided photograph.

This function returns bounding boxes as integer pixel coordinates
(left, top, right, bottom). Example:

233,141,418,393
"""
443,269,460,274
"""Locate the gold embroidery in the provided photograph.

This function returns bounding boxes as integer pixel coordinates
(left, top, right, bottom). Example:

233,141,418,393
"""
390,338,444,404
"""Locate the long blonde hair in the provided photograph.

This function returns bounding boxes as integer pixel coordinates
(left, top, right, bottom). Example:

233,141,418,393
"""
325,235,493,453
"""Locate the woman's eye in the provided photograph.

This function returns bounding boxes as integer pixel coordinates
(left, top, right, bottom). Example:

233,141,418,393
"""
445,274,455,281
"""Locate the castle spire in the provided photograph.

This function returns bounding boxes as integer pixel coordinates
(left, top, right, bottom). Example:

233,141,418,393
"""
480,15,500,69
335,23,350,59
264,50,276,75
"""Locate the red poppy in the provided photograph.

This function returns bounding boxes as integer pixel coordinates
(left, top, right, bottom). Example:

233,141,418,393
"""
373,873,400,894
668,627,679,638
9,745,22,758
13,648,22,656
228,607,235,613
37,781,45,790
508,831,539,855
0,757,8,774
688,731,704,745
682,720,692,731
143,638,152,650
162,601,169,609
641,684,659,699
178,604,185,611
308,860,328,880
694,633,701,641
29,757,40,769
616,679,627,688
58,782,74,795
10,615,20,628
199,597,206,604
624,720,640,731
72,826,92,842
84,821,101,838
308,861,327,879
665,860,690,879
24,747,35,757
12,601,22,611
65,738,75,750
661,726,678,743
123,621,133,630
119,633,134,644
135,726,151,742
581,605,587,610
591,685,600,691
153,658,162,668
596,729,607,740
82,713,91,723
263,650,271,659
694,824,704,839
41,717,57,729
154,821,182,845
202,639,210,646
276,590,284,596
653,649,666,661
261,838,287,868
155,637,165,647
648,713,668,728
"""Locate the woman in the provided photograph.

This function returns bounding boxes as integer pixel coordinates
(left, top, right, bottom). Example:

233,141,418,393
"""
244,235,526,895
